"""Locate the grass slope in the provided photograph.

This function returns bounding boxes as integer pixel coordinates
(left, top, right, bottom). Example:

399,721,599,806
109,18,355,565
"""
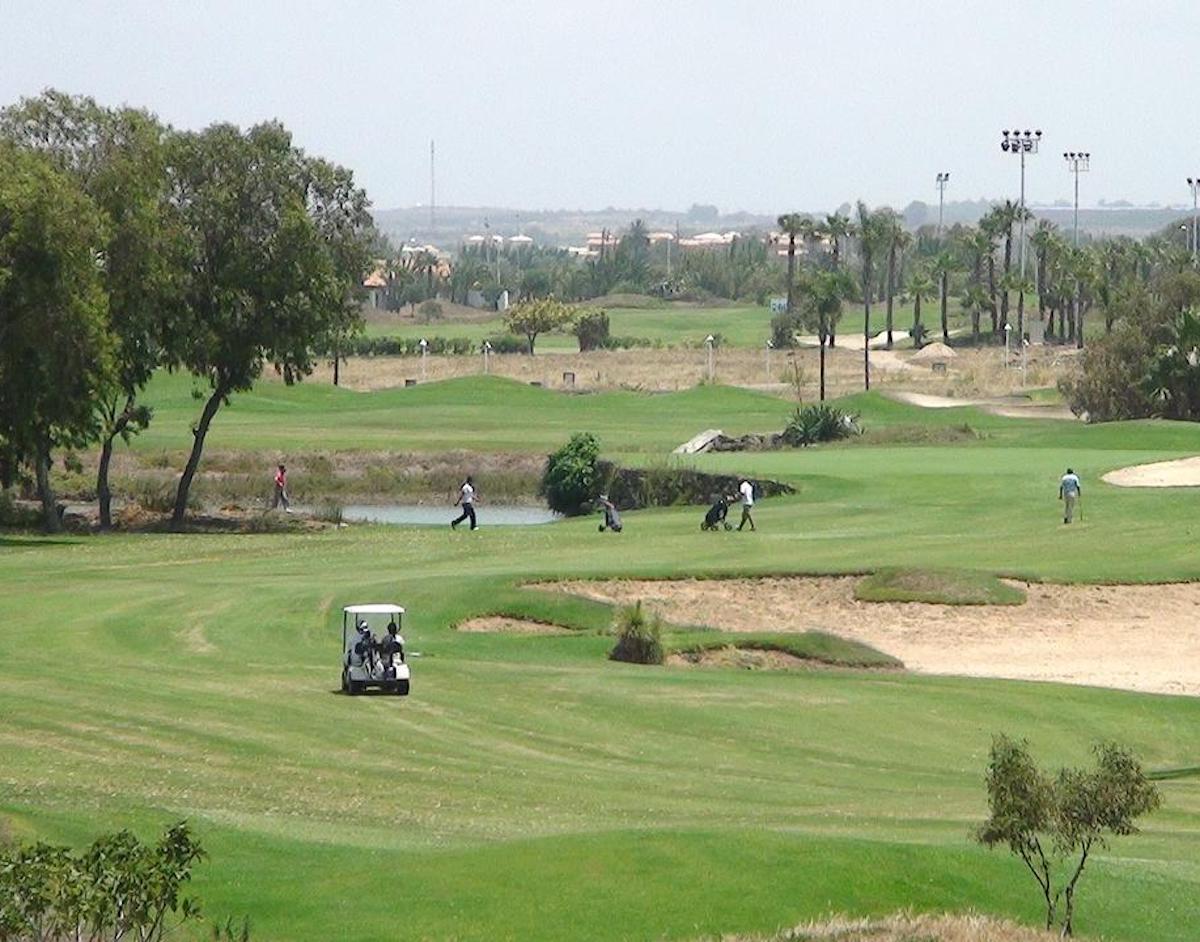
5,381,1200,940
855,569,1026,606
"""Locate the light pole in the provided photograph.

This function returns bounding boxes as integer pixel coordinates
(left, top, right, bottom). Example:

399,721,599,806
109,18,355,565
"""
1000,129,1041,279
935,172,950,239
1063,152,1090,247
704,334,715,383
482,339,492,374
1187,178,1200,262
419,337,428,380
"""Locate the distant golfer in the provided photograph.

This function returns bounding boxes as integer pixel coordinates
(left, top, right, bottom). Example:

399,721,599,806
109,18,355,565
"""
272,463,291,512
451,475,477,530
597,494,622,533
737,479,756,532
1059,467,1081,524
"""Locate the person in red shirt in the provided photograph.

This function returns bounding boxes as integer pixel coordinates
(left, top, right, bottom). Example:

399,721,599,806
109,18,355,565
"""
272,463,291,512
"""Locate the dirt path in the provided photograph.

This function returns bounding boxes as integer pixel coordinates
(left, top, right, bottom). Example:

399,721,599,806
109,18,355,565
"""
554,577,1200,696
886,390,1077,421
1103,456,1200,487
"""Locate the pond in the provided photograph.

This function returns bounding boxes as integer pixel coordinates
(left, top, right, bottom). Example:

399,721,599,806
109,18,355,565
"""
340,504,563,526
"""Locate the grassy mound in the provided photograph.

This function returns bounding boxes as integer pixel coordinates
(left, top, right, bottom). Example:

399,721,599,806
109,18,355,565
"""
856,568,1026,606
719,912,1055,941
667,630,902,670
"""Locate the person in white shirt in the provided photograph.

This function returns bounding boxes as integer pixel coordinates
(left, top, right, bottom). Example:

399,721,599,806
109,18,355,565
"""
737,479,756,532
451,476,478,530
1059,468,1081,524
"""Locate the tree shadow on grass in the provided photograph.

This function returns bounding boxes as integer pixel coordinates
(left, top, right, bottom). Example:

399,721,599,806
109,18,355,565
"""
0,535,77,548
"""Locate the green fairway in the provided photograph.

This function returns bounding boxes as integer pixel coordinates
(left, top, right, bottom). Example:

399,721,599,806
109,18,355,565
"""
5,377,1200,940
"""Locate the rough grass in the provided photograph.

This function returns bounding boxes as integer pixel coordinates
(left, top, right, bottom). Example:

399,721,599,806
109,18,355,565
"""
855,569,1026,606
667,630,902,670
717,912,1058,941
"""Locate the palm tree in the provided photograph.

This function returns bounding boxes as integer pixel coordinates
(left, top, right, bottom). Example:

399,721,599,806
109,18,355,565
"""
963,283,989,343
908,267,934,348
776,213,811,315
931,250,958,344
959,227,993,345
820,212,854,347
1029,220,1059,325
856,201,891,390
981,201,1024,334
800,268,853,401
884,220,911,349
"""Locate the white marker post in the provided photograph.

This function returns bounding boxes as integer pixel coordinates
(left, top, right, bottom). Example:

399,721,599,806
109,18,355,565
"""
482,339,493,375
1004,323,1012,370
419,337,428,381
705,334,715,383
765,339,773,383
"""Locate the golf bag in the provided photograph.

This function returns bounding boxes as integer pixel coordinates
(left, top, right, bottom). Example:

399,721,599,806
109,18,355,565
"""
701,497,732,531
599,504,623,533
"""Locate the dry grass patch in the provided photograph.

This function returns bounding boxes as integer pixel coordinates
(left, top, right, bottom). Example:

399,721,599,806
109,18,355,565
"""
667,646,821,671
716,912,1056,941
456,616,575,635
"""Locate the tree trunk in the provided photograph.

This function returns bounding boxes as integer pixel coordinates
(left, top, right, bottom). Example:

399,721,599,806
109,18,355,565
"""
785,238,796,314
885,244,896,348
333,351,340,387
987,256,998,334
940,272,950,343
819,336,826,402
527,333,536,355
97,396,135,532
1076,289,1085,349
1000,234,1013,330
35,441,61,534
1017,289,1025,347
171,387,225,529
863,289,871,391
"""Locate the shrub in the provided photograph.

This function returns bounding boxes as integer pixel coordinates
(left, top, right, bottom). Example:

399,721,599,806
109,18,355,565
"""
573,308,610,352
608,601,663,665
1058,320,1156,421
417,299,443,323
782,404,860,446
770,309,803,349
541,432,600,515
484,333,530,355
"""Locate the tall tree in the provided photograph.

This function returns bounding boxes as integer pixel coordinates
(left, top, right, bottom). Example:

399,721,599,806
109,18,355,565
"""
819,212,854,347
0,91,183,529
167,122,372,528
0,145,114,531
931,250,957,344
776,213,810,315
855,202,889,389
884,224,911,349
908,267,934,348
799,268,853,401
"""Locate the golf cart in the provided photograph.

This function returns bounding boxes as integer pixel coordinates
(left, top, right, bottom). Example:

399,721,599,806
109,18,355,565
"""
341,603,410,696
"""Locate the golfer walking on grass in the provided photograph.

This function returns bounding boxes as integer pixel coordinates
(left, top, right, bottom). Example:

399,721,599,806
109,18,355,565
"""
737,479,756,532
451,475,477,530
1059,467,1081,524
272,463,291,512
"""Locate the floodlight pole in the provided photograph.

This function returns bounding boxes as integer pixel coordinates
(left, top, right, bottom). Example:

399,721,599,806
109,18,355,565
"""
705,334,715,383
1064,153,1090,247
1188,178,1200,262
935,172,950,240
1001,129,1041,280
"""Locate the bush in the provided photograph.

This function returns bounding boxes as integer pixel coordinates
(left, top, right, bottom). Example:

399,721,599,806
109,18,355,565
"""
541,432,600,515
782,404,861,446
484,333,531,354
608,601,663,665
573,309,610,352
770,309,803,349
417,299,443,323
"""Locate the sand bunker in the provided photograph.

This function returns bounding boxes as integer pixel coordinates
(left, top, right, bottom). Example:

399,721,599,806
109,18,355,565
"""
1103,456,1200,488
456,616,573,635
554,577,1200,696
887,391,1076,420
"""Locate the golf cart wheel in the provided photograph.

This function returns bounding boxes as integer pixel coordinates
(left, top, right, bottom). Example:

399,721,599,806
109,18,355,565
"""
723,522,732,531
341,669,349,693
395,679,410,696
348,677,364,695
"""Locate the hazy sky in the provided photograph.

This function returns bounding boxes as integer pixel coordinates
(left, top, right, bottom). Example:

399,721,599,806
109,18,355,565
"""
3,1,1199,214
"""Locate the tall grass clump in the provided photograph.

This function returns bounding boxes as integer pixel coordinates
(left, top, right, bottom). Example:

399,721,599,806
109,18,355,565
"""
782,403,860,446
608,601,664,665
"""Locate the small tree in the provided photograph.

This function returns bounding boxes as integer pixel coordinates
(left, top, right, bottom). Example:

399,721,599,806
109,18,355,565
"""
541,432,600,515
504,298,573,355
976,735,1160,936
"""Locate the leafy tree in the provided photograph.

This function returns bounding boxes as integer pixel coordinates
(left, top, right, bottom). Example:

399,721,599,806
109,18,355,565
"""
977,735,1160,936
798,268,853,400
541,432,601,515
0,821,205,942
0,144,113,532
166,122,372,527
1,90,183,529
503,297,573,355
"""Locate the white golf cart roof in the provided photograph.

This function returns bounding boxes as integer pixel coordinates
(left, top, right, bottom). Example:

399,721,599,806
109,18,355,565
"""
343,604,405,615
